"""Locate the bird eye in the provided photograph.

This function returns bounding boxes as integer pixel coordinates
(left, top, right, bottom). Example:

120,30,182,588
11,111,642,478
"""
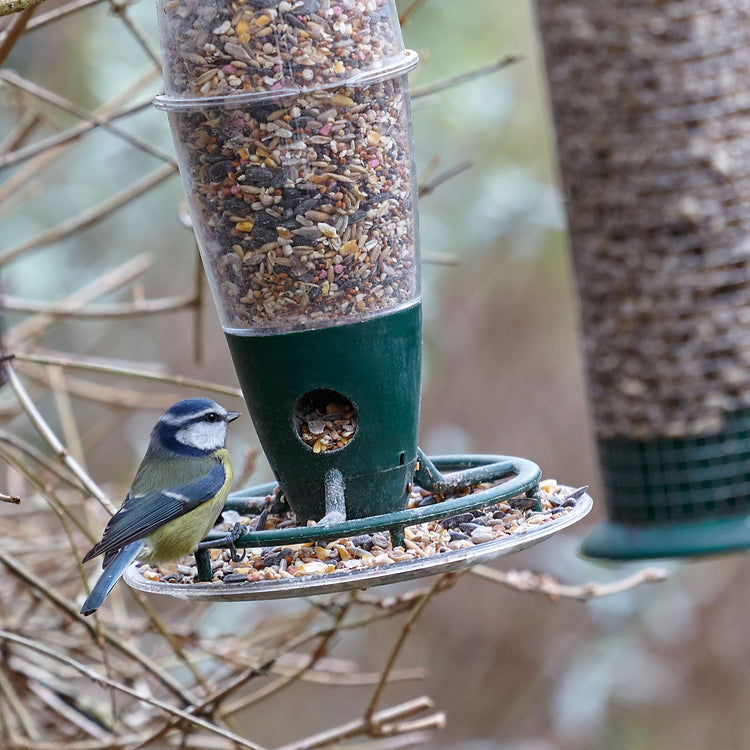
204,412,220,422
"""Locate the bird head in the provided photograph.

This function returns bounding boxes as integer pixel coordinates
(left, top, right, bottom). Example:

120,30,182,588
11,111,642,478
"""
152,398,240,455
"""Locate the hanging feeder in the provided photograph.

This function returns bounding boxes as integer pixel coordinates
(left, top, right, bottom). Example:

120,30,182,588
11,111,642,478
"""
536,0,750,560
132,0,592,600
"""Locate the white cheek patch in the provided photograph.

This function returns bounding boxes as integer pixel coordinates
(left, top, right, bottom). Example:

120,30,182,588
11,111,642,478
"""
175,422,227,451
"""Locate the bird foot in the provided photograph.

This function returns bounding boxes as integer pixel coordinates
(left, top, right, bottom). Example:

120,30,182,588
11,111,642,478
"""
197,522,245,562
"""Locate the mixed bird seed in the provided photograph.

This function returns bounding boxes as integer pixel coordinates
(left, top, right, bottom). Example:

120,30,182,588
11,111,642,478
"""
137,480,583,585
296,398,357,452
161,0,418,331
160,0,403,98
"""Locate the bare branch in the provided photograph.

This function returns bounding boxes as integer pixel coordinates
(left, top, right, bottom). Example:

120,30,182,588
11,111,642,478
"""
0,70,173,164
0,3,34,62
398,0,429,26
273,696,440,750
0,629,269,750
419,160,473,198
470,565,668,600
7,253,153,344
5,367,116,513
363,576,444,728
0,164,177,267
0,292,199,318
0,0,43,19
8,0,103,34
0,99,155,170
14,351,243,399
0,550,195,703
412,54,521,99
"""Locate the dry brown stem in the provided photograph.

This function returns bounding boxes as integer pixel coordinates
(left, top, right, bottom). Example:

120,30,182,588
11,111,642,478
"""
471,565,668,600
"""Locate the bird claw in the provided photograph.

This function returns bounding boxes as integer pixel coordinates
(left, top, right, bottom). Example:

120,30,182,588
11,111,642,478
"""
197,522,245,562
227,522,244,562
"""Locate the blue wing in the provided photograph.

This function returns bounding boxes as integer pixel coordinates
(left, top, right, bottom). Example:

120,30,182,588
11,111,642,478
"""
82,461,226,565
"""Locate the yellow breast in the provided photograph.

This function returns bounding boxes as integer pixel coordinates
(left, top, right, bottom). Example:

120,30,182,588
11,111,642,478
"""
140,449,233,564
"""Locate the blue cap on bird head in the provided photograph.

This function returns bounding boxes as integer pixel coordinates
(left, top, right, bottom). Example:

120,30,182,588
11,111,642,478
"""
153,398,240,455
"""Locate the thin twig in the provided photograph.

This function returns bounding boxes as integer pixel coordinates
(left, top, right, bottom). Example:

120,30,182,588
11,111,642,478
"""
0,493,20,504
19,364,183,409
0,550,193,703
6,734,143,750
269,662,427,687
412,54,521,99
363,576,444,729
0,428,83,491
0,0,43,19
0,70,174,164
48,365,86,470
0,3,34,63
419,160,473,198
398,0,429,25
0,98,154,170
273,696,439,750
470,565,668,599
7,253,153,344
0,442,95,541
3,0,102,35
127,616,334,750
0,110,41,154
218,600,351,719
0,629,269,750
5,367,115,513
27,678,112,741
0,292,199,318
108,0,161,66
0,164,177,267
133,593,211,694
0,661,40,740
14,351,243,399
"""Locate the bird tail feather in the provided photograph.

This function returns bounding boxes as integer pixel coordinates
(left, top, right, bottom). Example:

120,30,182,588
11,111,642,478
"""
81,541,143,616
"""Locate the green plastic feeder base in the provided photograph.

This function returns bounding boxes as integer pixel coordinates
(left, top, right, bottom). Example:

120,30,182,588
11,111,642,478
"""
225,302,421,524
582,514,750,560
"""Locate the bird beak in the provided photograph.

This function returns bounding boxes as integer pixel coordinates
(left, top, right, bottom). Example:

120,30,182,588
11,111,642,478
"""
226,411,241,423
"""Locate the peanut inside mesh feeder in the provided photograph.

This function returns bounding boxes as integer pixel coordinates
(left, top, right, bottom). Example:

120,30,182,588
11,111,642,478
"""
130,0,592,600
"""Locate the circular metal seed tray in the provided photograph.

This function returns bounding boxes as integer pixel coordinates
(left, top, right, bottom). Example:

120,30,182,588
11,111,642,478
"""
124,489,592,602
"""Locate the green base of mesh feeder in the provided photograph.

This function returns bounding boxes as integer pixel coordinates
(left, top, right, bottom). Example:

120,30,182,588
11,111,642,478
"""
582,420,750,559
225,302,421,524
582,515,750,561
123,453,593,602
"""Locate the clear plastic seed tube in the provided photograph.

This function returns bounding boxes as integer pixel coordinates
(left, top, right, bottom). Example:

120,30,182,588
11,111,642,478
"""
156,0,420,334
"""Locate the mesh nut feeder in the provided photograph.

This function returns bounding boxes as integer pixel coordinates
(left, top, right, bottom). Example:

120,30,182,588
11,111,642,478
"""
125,0,592,601
536,0,750,561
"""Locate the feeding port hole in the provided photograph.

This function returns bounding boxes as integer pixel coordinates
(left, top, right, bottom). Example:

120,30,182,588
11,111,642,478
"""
294,389,358,453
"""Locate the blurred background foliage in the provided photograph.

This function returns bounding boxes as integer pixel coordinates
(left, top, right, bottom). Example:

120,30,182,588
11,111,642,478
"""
2,0,750,748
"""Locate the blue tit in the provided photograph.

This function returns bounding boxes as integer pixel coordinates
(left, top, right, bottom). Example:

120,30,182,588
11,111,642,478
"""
81,397,240,616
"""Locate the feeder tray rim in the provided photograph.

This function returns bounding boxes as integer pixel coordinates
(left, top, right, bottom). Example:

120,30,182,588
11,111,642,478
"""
123,488,592,601
122,453,593,601
154,49,420,112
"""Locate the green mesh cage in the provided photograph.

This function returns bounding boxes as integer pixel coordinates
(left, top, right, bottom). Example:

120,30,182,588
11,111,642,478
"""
581,410,750,560
600,408,750,524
